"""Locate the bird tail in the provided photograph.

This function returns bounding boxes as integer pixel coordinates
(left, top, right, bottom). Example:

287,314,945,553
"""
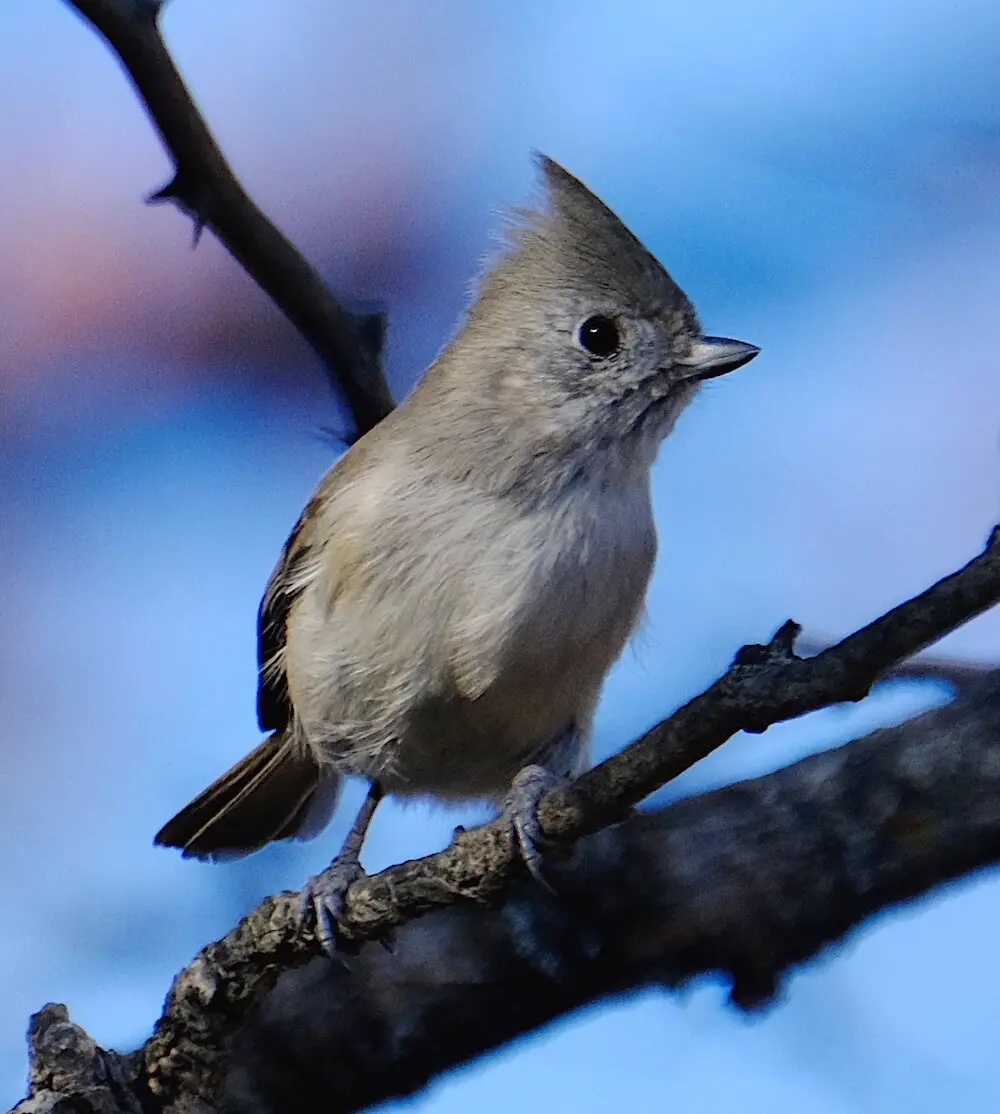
154,731,340,860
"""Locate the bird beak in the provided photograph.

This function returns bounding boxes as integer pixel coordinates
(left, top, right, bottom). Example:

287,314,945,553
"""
677,336,760,382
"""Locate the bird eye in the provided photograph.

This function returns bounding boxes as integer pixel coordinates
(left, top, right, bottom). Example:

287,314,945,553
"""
578,315,620,358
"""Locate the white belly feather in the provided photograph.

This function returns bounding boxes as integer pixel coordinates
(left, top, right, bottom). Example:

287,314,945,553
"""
284,466,657,801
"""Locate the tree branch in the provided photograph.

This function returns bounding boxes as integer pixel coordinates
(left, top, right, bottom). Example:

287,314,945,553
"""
223,669,1000,1114
9,527,1000,1114
64,0,394,436
796,639,996,690
16,670,1000,1114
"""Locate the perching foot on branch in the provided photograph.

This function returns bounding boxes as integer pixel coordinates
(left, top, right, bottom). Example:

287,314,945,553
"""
300,783,383,956
503,764,564,889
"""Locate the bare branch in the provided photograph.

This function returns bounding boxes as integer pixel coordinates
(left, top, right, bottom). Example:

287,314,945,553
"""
16,672,1000,1114
795,638,997,690
224,671,1000,1114
63,0,394,436
110,523,1000,1110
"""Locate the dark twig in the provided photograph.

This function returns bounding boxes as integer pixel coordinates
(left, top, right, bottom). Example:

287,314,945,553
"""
63,0,394,436
795,637,996,691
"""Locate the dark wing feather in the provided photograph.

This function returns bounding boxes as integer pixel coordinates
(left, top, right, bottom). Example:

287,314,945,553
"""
256,443,364,731
256,509,315,732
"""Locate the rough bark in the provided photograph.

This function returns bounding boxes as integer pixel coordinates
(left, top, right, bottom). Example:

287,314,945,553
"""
225,671,1000,1113
15,674,1000,1114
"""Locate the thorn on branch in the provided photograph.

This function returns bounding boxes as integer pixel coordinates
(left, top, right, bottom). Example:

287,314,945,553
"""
732,619,803,668
147,171,210,247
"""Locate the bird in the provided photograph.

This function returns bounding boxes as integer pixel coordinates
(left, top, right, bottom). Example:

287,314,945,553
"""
155,155,759,946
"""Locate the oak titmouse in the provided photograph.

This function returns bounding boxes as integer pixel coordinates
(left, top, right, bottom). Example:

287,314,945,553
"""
156,156,758,926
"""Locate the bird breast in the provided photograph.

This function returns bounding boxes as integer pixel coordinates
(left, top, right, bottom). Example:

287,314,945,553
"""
284,463,658,801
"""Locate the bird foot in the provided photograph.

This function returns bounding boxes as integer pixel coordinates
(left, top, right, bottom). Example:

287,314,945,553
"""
503,764,562,889
300,848,367,958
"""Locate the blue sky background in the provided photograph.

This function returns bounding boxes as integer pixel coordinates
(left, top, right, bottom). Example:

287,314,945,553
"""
3,1,1000,1110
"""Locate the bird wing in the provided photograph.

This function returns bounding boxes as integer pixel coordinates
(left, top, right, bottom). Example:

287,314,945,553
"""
256,503,318,732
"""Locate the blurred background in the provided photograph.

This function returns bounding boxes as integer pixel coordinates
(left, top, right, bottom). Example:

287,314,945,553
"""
3,1,1000,1110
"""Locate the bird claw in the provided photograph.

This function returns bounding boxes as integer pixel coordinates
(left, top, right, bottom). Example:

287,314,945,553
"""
299,851,367,959
503,764,562,889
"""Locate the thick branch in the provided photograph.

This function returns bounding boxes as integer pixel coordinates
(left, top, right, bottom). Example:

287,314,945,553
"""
64,0,394,435
131,530,1000,1114
17,673,1000,1114
223,671,1000,1113
122,525,1000,1109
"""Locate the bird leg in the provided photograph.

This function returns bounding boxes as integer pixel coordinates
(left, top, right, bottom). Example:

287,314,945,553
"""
301,781,383,955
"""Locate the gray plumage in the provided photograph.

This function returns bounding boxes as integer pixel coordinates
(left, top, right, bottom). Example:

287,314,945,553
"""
155,156,758,859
